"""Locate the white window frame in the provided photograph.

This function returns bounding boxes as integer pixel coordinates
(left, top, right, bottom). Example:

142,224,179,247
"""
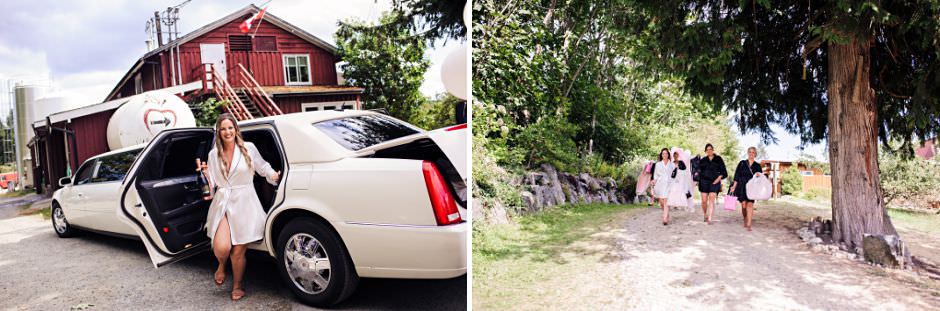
301,101,357,112
283,54,313,86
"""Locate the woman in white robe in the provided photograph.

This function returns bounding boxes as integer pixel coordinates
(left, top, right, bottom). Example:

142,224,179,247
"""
651,148,674,225
197,114,280,301
667,148,693,210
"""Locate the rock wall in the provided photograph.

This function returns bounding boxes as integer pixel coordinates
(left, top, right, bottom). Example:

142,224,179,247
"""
517,164,634,213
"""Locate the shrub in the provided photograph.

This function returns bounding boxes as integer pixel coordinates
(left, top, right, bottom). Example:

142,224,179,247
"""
781,167,803,195
880,151,940,207
190,98,224,127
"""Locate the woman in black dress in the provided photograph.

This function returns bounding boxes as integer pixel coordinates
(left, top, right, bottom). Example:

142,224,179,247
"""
731,146,763,231
697,143,727,224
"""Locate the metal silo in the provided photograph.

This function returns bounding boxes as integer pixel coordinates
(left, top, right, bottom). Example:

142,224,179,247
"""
13,82,50,190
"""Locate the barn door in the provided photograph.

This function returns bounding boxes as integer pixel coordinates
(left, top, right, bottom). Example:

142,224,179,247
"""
200,43,227,82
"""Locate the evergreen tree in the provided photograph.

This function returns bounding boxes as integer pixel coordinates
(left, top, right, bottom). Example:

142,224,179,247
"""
631,0,940,251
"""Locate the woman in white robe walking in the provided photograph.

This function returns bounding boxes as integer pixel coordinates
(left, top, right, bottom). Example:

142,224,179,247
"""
651,148,674,225
197,114,280,301
666,148,693,211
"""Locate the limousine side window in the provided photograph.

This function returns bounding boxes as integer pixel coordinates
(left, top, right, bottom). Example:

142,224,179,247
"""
94,150,141,183
73,160,98,185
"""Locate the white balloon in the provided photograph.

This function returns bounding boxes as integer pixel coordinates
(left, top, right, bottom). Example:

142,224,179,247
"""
463,0,471,29
441,44,468,100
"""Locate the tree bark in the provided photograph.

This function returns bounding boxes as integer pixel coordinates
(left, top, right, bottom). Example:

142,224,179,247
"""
826,37,898,253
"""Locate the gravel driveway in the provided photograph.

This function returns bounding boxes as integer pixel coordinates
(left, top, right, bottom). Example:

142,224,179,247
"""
0,215,466,310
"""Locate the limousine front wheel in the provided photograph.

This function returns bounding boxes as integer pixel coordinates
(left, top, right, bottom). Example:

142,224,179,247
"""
276,217,359,307
51,202,79,238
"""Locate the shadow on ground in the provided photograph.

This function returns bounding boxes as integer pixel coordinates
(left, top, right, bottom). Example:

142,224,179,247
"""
0,215,465,310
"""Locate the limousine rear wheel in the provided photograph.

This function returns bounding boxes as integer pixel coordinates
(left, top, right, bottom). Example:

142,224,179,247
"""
276,217,359,307
51,202,79,238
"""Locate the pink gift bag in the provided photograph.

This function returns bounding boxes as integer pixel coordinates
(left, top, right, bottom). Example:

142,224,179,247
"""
723,194,737,211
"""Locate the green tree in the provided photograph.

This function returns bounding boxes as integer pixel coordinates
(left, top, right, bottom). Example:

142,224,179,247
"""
412,93,459,130
781,167,804,195
631,0,940,251
336,12,430,122
880,144,940,206
390,0,467,42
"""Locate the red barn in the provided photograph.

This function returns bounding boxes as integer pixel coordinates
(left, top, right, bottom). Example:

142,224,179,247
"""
30,5,362,194
105,4,362,114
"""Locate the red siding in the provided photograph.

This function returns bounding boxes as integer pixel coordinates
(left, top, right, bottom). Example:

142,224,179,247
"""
158,16,337,89
44,128,68,191
66,110,114,169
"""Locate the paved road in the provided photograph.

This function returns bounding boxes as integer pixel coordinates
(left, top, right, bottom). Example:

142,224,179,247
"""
0,215,466,310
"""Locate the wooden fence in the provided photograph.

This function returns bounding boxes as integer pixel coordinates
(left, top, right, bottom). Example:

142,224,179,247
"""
802,175,831,192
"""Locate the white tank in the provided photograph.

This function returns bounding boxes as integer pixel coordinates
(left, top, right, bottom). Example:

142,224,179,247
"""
32,91,90,141
107,90,196,150
14,83,51,189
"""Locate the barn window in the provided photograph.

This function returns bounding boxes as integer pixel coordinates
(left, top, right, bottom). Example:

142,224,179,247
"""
254,36,277,51
283,54,311,85
228,35,252,51
301,101,357,112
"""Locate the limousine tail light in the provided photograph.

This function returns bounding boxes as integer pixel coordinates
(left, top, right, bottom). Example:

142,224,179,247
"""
422,161,462,225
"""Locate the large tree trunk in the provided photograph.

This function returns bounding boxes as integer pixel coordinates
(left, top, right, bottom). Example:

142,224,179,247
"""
826,38,898,253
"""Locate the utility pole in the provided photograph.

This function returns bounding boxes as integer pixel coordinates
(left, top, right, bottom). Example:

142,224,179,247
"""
154,11,164,47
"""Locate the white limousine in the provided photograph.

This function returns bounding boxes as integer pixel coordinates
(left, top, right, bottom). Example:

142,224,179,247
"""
50,110,467,307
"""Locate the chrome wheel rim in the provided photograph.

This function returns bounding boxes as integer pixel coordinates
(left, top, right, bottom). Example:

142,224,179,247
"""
283,233,331,294
52,206,67,234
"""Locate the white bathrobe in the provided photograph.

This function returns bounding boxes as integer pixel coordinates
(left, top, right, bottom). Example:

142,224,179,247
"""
667,161,692,207
652,160,674,199
205,142,278,245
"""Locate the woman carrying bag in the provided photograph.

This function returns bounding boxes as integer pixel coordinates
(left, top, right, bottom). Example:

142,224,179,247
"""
730,147,763,231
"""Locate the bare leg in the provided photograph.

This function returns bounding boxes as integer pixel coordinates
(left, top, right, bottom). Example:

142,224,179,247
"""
707,193,717,224
745,202,754,231
212,215,232,285
660,198,669,224
700,192,708,221
230,244,248,300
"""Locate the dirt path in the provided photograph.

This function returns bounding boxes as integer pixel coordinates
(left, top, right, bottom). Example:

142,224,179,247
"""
511,200,940,310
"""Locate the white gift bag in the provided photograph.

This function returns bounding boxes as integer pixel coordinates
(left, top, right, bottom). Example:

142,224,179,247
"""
746,174,773,201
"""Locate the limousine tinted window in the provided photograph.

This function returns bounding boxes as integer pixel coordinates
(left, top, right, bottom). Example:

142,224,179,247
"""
313,114,420,151
95,149,142,182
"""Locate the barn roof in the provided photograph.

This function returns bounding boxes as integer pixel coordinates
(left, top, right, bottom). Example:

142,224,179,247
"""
104,4,339,102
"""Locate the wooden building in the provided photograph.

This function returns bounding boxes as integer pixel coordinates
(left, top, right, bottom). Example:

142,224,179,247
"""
105,4,362,114
30,5,362,194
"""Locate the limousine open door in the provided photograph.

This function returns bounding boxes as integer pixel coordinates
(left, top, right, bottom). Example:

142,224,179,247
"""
117,128,215,267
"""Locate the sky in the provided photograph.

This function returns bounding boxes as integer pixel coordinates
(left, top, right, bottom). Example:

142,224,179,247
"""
736,123,829,162
0,0,464,108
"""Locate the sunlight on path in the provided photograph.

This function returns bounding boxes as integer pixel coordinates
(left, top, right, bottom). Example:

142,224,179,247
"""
527,201,940,310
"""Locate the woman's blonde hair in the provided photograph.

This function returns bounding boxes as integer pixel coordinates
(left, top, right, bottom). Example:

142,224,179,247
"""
215,114,252,179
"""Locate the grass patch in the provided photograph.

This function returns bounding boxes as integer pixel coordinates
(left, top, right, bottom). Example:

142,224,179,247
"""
35,206,51,220
0,189,31,198
472,203,645,309
888,209,940,235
